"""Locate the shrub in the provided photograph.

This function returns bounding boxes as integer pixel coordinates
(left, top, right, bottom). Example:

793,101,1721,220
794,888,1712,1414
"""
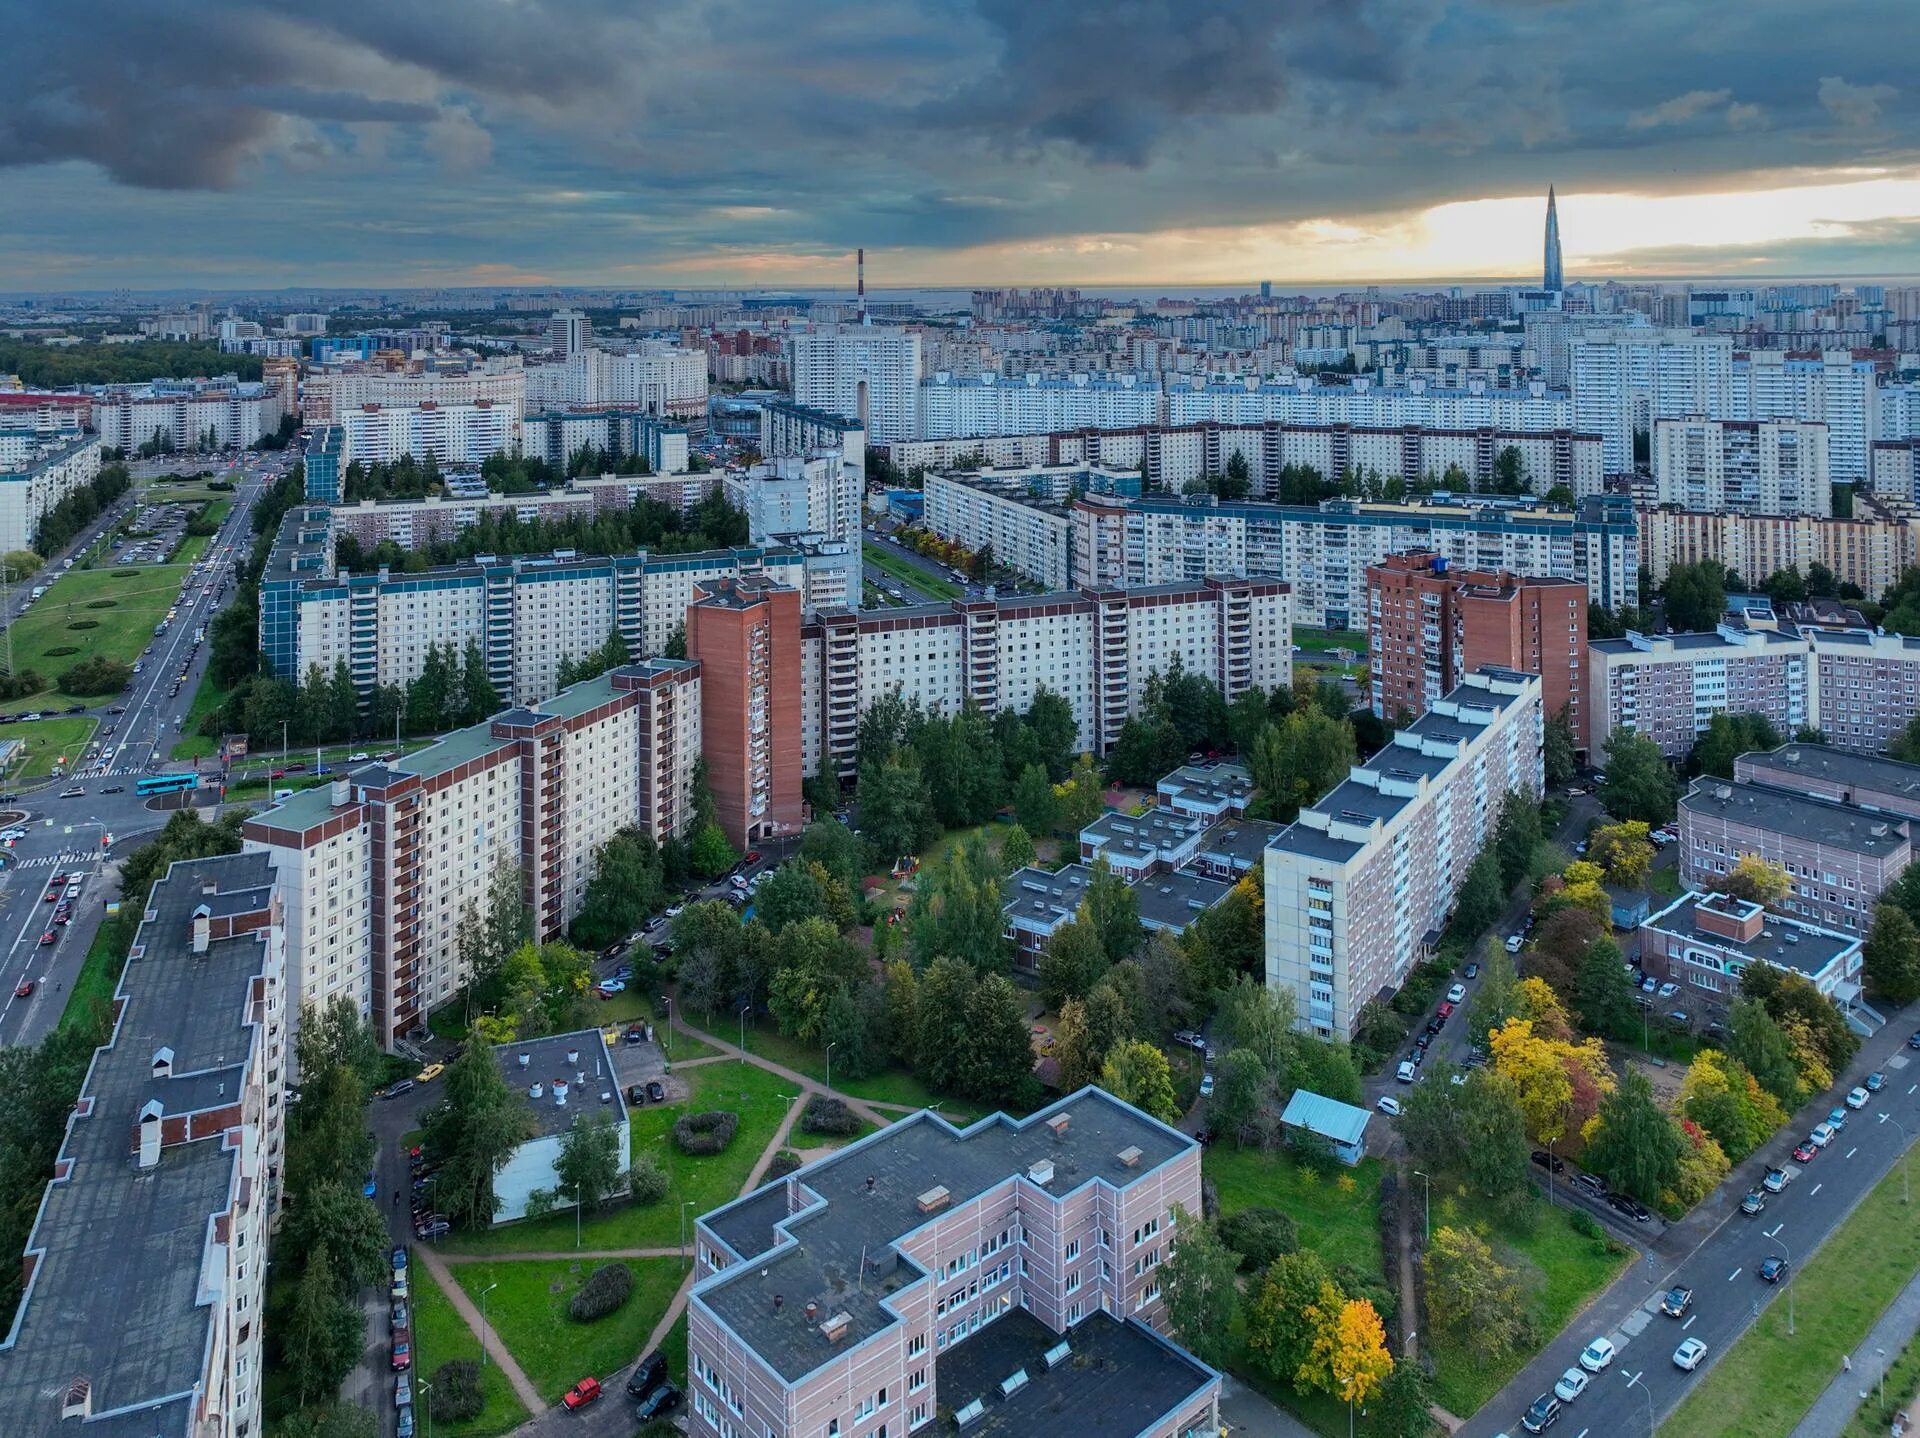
637,1423,680,1438
801,1095,860,1137
767,1149,802,1181
58,656,132,697
43,646,80,658
64,620,99,631
1218,1206,1298,1271
673,1110,739,1156
427,1359,484,1422
568,1262,634,1321
84,599,117,609
0,669,44,699
1569,1209,1604,1242
109,570,139,579
628,1151,669,1204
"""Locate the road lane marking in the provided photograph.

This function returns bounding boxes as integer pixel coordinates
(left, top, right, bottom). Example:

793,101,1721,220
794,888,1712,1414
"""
1847,1146,1859,1159
1728,1267,1742,1281
1811,1183,1822,1196
1683,1314,1697,1330
1909,1083,1917,1095
1576,1429,1588,1437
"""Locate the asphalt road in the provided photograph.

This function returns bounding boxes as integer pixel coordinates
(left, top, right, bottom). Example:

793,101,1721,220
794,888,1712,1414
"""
0,454,283,1047
1458,1007,1920,1438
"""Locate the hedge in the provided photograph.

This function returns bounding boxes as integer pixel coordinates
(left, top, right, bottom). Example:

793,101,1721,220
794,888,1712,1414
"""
672,1110,740,1156
428,1359,483,1422
569,1263,633,1322
767,1149,803,1181
801,1095,860,1137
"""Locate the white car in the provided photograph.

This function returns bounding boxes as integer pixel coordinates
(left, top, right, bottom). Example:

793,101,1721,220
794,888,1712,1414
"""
1673,1337,1708,1371
1504,933,1525,953
1809,1122,1836,1148
1199,1072,1215,1098
1846,1086,1870,1109
1396,1060,1417,1084
1553,1367,1589,1402
1375,1096,1402,1117
0,827,26,842
1446,983,1467,1004
1578,1336,1615,1373
348,752,371,763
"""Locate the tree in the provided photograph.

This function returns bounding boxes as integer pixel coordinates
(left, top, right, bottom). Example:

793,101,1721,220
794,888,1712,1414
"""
1373,1362,1437,1438
277,1181,390,1293
1212,1048,1271,1146
280,1243,364,1407
998,823,1036,873
1725,996,1805,1107
1462,942,1521,1049
1051,997,1102,1093
907,836,1009,974
1184,873,1264,989
1722,854,1792,908
1012,762,1058,836
1246,1250,1334,1385
689,821,738,879
1600,730,1677,826
958,973,1036,1106
1663,560,1728,632
1491,444,1528,494
423,1040,535,1229
1054,753,1106,833
1083,861,1142,965
1455,1070,1533,1204
1543,708,1578,789
858,749,939,862
1214,974,1294,1071
754,859,833,933
570,831,664,950
1037,916,1109,1012
1488,1017,1612,1146
1863,903,1920,1004
1101,1039,1179,1123
1690,711,1783,779
1573,937,1637,1039
1549,859,1615,931
768,918,866,1043
1451,846,1505,939
1586,820,1654,888
1585,1069,1686,1204
555,1109,624,1212
1250,707,1356,819
1312,1298,1393,1410
1425,1226,1528,1363
1494,791,1543,889
1159,1205,1240,1368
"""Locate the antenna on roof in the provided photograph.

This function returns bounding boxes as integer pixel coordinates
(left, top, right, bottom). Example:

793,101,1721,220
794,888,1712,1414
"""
857,248,868,326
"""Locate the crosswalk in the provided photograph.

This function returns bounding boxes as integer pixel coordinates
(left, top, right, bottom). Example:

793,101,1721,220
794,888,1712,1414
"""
6,851,100,871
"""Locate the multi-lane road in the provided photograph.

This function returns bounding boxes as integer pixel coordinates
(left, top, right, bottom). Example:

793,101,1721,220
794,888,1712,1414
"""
0,454,281,1047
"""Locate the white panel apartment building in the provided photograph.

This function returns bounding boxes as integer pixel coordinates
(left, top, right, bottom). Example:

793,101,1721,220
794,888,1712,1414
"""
922,466,1141,592
1588,625,1813,758
302,360,527,424
798,580,1292,780
1572,329,1736,472
93,378,288,452
1266,668,1545,1038
0,852,285,1437
0,429,101,552
1734,350,1878,484
1062,492,1638,628
725,452,865,546
243,662,702,1044
1652,418,1831,515
338,399,520,467
522,343,709,423
791,331,923,443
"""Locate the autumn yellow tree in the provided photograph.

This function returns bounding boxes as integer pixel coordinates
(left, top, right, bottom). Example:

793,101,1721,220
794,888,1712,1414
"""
1779,1014,1834,1096
1310,1296,1394,1410
1554,860,1615,928
1588,820,1655,887
1515,977,1574,1041
1723,854,1792,908
1489,1017,1615,1145
1293,1278,1351,1395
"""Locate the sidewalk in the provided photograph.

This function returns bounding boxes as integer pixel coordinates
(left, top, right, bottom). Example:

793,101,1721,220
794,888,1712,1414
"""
1789,1267,1920,1438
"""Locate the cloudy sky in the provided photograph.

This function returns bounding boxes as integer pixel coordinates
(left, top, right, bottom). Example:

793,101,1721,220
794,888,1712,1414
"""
4,0,1918,291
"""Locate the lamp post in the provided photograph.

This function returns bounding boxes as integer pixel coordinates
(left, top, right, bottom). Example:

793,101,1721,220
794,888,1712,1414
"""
738,1001,750,1065
1772,1235,1795,1335
478,1281,498,1369
681,1200,698,1269
416,1376,433,1438
1887,1113,1912,1205
660,995,672,1062
825,1041,836,1096
1878,1345,1889,1408
1625,1369,1654,1437
1413,1169,1431,1245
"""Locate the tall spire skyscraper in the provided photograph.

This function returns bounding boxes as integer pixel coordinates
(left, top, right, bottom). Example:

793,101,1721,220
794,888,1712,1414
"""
1543,186,1564,291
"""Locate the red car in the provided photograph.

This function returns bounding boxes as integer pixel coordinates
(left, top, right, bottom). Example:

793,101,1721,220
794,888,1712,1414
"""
391,1338,411,1371
13,981,33,998
38,931,55,946
1792,1141,1817,1163
43,886,60,903
1435,1002,1455,1020
561,1376,602,1410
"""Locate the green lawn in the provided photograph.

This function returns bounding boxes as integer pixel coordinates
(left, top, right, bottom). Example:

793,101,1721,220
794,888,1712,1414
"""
54,912,127,1038
1651,866,1682,901
1662,1149,1920,1437
1425,1190,1633,1415
1843,1323,1920,1437
441,1062,798,1255
1,716,98,778
1202,1146,1384,1274
408,1263,530,1436
449,1257,682,1404
863,541,962,600
1294,628,1369,655
169,668,232,760
728,1014,953,1110
3,561,188,708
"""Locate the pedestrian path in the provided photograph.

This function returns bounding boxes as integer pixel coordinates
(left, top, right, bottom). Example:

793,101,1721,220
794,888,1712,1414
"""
413,1244,546,1416
1789,1265,1920,1437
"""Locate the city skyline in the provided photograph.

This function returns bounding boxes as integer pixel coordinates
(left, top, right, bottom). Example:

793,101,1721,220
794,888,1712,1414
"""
4,1,1917,290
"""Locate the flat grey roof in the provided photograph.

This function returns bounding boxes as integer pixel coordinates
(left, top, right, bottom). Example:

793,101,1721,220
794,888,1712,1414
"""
1001,863,1092,930
933,1308,1215,1438
1194,819,1283,869
1646,892,1858,979
493,1030,628,1140
0,851,276,1438
695,1091,1194,1385
1130,871,1232,931
1157,762,1254,809
1739,744,1920,814
1682,779,1911,857
1080,808,1204,859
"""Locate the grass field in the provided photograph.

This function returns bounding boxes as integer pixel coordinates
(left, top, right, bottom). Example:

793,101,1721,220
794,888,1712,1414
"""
441,1062,797,1256
2,562,188,709
1,716,98,778
1202,1146,1385,1275
1294,628,1369,654
52,912,125,1038
863,540,962,600
1662,1149,1920,1437
448,1257,681,1405
169,672,228,759
408,1263,530,1436
728,1014,956,1111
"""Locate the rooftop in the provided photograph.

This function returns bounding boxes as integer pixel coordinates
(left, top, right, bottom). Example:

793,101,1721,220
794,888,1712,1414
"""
1002,863,1093,934
1079,807,1205,862
0,851,276,1438
1192,819,1283,872
1681,779,1911,858
1130,870,1232,932
1738,744,1920,816
694,1090,1194,1384
493,1030,628,1141
1278,1090,1371,1148
1156,762,1254,813
1645,892,1860,980
932,1308,1216,1438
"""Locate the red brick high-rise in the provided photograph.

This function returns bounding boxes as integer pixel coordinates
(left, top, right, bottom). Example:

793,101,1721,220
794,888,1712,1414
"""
686,574,804,849
1366,550,1587,743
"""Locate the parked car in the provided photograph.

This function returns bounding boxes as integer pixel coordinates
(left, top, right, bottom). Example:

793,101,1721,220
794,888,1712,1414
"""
1570,1172,1606,1200
1199,1072,1215,1098
415,1062,445,1084
627,1351,668,1399
1578,1337,1616,1373
1673,1338,1708,1372
391,1339,411,1371
1759,1256,1790,1284
645,1080,665,1103
395,1375,412,1408
1446,983,1466,1004
391,1246,409,1271
1847,1086,1870,1109
1504,933,1525,953
1553,1368,1589,1403
633,1382,682,1421
1607,1193,1652,1222
392,1303,410,1331
1828,1106,1850,1131
1792,1141,1818,1163
1868,1071,1888,1092
561,1377,603,1411
1740,1189,1766,1215
1464,962,1480,979
1808,1123,1836,1149
1530,1149,1565,1174
1521,1392,1562,1432
382,1079,416,1100
1763,1165,1794,1193
1396,1060,1417,1084
1376,1096,1402,1117
627,1084,648,1106
1661,1285,1694,1318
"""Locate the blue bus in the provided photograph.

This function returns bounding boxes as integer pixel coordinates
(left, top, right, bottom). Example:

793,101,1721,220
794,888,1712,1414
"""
136,772,200,797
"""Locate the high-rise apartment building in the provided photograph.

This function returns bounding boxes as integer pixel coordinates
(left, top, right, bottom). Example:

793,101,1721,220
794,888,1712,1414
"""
522,344,708,424
1652,417,1830,515
1636,496,1920,599
0,852,285,1436
245,661,703,1042
1266,668,1545,1038
1587,625,1812,758
687,575,804,848
548,308,591,357
1365,551,1587,735
0,429,101,552
1807,630,1920,755
93,377,289,452
338,399,519,467
1571,329,1735,472
686,1091,1219,1438
301,358,527,424
725,452,864,546
790,331,923,443
1734,349,1878,483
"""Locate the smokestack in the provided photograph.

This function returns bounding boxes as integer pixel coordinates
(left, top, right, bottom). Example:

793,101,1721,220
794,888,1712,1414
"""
857,248,867,325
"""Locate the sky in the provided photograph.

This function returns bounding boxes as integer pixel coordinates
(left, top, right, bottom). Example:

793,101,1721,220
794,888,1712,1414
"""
4,0,1919,293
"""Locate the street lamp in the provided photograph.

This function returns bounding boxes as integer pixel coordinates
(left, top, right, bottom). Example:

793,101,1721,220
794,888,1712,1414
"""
1771,1235,1795,1335
1625,1369,1654,1437
416,1376,433,1438
825,1041,836,1096
1878,1345,1889,1408
738,1001,750,1065
478,1281,498,1369
1886,1113,1912,1205
660,995,672,1062
680,1200,698,1270
1412,1169,1431,1245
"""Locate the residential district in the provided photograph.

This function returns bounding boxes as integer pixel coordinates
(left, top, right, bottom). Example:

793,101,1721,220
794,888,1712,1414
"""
9,198,1920,1438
